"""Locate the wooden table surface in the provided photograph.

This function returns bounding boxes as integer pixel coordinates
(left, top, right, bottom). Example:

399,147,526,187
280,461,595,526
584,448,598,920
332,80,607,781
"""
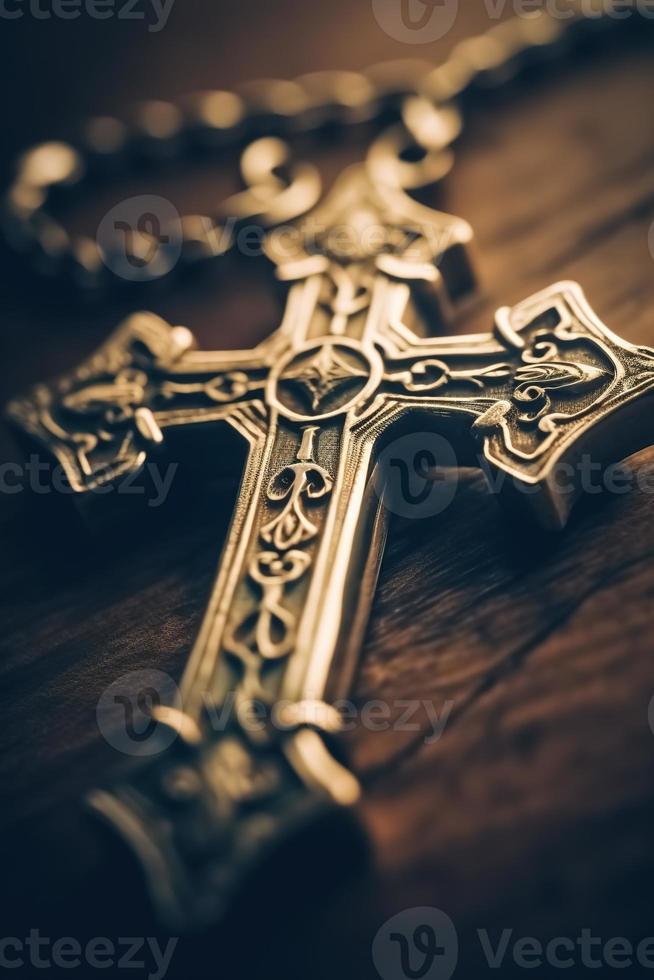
1,3,654,978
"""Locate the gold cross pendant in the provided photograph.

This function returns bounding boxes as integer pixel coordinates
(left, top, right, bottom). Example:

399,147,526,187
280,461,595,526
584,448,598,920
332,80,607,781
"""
8,165,654,929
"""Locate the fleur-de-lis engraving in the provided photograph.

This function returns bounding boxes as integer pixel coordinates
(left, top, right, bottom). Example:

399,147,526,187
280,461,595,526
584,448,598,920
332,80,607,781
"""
261,461,334,551
61,368,148,423
47,367,164,479
513,338,609,425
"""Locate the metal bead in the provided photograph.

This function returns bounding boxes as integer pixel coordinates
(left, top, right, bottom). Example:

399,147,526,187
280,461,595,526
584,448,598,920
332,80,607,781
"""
364,58,433,100
1,186,46,252
422,57,477,105
451,34,512,90
496,11,567,74
181,89,245,147
297,70,379,127
68,235,106,290
17,141,84,189
516,9,566,48
225,137,321,226
5,182,46,218
82,116,129,169
402,98,462,152
237,78,311,134
131,100,184,158
367,124,455,191
31,216,71,278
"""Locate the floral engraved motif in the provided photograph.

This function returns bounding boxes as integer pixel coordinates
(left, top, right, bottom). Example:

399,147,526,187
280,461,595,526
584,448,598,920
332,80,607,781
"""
61,368,148,422
318,264,374,334
261,461,333,550
387,357,512,394
159,371,257,405
36,366,164,486
312,205,420,265
247,551,312,661
282,344,368,412
224,427,333,735
226,551,312,673
512,335,609,426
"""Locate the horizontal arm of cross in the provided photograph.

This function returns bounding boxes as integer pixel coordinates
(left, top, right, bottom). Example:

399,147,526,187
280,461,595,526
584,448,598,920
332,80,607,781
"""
369,281,654,529
5,307,297,493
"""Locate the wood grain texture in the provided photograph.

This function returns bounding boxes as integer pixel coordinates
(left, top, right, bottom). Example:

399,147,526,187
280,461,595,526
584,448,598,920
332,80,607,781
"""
1,3,654,978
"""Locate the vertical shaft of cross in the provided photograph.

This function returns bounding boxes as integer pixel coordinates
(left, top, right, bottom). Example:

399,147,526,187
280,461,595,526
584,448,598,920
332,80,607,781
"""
179,412,346,734
178,412,390,737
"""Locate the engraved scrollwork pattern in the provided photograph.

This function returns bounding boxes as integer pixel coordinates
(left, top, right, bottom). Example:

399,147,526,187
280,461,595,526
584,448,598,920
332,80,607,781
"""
159,371,262,404
261,461,333,550
224,426,333,736
385,357,513,393
387,328,610,436
512,331,609,427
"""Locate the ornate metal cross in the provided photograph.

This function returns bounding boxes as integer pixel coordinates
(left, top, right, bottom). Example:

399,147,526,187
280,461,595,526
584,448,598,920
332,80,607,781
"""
9,165,654,929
